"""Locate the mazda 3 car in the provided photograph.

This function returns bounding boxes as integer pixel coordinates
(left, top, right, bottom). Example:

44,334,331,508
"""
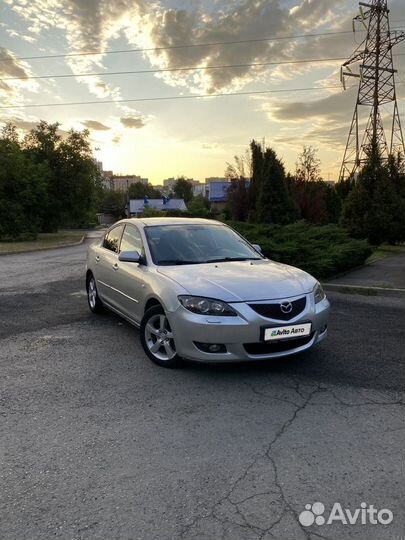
86,218,330,367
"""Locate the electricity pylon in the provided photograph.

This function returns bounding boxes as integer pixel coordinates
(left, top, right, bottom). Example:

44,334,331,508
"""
339,0,405,181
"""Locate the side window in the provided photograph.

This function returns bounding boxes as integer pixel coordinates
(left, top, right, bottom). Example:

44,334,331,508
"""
103,225,124,253
120,225,144,254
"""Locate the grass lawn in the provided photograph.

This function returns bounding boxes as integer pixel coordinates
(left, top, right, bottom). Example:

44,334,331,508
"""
0,231,84,254
366,244,405,265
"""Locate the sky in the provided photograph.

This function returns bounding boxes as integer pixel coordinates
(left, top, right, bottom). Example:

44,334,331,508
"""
0,0,404,184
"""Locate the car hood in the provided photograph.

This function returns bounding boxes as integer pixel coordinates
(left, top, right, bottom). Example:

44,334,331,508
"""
157,260,316,302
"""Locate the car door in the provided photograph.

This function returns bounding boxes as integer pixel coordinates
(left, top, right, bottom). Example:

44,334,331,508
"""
96,224,125,309
113,223,148,324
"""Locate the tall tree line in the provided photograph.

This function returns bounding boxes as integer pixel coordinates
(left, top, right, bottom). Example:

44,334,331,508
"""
342,144,405,244
226,140,336,226
225,139,405,245
0,122,102,240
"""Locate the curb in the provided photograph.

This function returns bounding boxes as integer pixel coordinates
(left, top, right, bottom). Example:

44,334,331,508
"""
0,235,85,256
323,283,405,298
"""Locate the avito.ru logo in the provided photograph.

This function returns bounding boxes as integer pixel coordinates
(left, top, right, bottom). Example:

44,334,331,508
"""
299,502,393,527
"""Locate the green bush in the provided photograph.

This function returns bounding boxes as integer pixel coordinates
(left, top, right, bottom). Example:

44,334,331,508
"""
226,221,372,279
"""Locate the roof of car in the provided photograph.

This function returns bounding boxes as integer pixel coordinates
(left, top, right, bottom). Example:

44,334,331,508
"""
125,217,223,227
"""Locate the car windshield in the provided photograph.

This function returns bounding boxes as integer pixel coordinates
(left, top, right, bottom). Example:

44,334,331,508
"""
144,224,263,266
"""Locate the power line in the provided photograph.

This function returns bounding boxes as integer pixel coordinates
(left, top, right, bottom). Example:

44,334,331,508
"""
0,85,359,110
3,81,403,111
1,26,404,64
2,53,404,83
0,56,363,82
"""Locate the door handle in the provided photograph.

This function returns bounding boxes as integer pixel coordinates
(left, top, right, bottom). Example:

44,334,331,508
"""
112,263,119,271
95,256,100,262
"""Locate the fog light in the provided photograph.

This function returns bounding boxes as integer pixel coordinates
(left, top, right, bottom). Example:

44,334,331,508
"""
194,342,227,354
320,325,327,334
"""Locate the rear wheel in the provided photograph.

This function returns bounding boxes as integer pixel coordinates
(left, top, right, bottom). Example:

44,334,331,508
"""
86,274,103,313
140,305,183,368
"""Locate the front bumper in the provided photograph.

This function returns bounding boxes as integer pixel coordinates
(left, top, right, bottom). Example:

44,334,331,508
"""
167,293,330,363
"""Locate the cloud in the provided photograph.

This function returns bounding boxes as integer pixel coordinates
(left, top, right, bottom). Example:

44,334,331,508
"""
0,116,70,138
82,120,111,130
268,86,357,123
0,47,30,79
6,0,148,100
138,0,352,92
6,27,37,43
0,48,39,113
202,143,219,150
6,0,354,97
120,116,145,129
0,118,39,131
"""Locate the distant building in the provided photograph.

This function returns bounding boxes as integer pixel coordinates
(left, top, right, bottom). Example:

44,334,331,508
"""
129,198,188,215
95,160,103,173
192,182,208,197
163,177,198,193
205,177,228,184
208,181,230,204
112,175,149,192
207,181,231,210
162,178,177,191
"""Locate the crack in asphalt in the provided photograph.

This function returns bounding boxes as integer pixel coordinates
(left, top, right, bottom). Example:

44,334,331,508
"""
179,379,404,540
327,389,405,408
180,384,330,540
262,385,328,540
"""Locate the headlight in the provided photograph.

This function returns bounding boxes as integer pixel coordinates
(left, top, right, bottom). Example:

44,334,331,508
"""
178,295,237,316
313,282,326,304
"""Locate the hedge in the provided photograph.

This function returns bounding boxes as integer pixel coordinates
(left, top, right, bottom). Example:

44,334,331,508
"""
226,221,372,279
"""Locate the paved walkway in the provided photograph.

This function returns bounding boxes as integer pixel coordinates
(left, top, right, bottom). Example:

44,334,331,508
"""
327,251,405,290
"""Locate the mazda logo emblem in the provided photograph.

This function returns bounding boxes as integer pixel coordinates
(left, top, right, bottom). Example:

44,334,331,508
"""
280,302,293,314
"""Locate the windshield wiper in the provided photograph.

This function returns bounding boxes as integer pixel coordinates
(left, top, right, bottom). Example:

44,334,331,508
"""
205,257,262,263
157,259,202,266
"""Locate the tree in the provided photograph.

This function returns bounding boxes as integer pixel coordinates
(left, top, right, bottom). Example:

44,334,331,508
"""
295,146,322,182
23,121,101,231
0,125,50,240
58,129,101,227
343,143,401,244
288,146,343,224
128,182,162,199
225,149,251,221
256,146,296,225
225,179,249,221
248,141,263,222
387,153,405,243
224,140,295,224
187,194,211,217
289,179,342,224
173,177,193,203
336,175,355,201
100,190,127,219
23,121,62,231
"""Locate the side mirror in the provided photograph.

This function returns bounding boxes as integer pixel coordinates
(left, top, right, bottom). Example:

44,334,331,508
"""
252,244,263,255
118,250,141,263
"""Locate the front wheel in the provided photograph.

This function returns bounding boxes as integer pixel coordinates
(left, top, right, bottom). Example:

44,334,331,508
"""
140,306,183,368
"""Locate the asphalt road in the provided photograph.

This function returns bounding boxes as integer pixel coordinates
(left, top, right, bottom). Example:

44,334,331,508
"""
0,242,404,540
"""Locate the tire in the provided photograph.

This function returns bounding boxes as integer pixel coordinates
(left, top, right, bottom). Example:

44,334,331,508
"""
86,273,103,314
140,305,183,368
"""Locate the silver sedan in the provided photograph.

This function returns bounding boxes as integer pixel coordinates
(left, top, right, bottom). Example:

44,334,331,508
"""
86,218,330,367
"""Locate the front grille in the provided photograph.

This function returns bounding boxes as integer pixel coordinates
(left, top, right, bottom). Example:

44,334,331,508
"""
248,296,307,321
244,333,314,355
